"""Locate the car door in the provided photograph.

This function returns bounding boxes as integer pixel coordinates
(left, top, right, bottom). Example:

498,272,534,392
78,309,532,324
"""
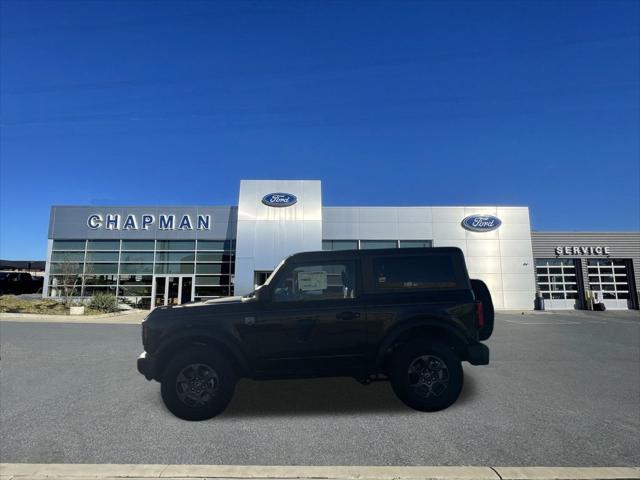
249,259,366,377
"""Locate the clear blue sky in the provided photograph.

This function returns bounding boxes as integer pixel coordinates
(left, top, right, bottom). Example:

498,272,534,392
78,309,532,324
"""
1,0,638,260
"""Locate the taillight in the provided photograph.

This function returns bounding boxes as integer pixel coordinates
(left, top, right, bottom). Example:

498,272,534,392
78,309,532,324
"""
475,302,484,329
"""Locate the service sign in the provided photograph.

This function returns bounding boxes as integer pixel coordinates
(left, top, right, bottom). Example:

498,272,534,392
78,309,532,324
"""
461,214,502,232
261,193,297,207
555,246,611,256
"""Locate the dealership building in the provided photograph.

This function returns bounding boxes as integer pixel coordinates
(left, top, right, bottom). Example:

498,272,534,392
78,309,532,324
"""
44,180,640,311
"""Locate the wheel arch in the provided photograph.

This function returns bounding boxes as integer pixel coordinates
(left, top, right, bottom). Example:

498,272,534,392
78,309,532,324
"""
152,331,249,381
376,317,470,370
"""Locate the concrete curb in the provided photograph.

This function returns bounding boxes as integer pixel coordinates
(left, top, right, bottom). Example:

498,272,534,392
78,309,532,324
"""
0,310,145,324
1,464,638,480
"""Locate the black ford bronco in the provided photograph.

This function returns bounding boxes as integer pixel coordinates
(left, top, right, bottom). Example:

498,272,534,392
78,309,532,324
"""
137,247,493,420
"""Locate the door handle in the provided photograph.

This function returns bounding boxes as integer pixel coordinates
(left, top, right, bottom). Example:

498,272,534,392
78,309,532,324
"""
337,311,360,320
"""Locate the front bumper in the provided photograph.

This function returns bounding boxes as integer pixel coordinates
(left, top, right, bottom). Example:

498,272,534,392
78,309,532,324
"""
137,351,154,380
467,343,490,365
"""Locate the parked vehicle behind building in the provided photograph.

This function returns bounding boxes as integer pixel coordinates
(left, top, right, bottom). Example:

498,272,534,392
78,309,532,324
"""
137,247,493,420
0,272,42,295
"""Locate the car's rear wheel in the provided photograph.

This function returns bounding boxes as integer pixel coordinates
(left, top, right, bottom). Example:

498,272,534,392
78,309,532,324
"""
390,340,463,412
160,346,236,421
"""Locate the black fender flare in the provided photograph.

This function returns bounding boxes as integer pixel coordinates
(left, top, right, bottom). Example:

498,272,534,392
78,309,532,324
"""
152,329,249,379
375,316,471,367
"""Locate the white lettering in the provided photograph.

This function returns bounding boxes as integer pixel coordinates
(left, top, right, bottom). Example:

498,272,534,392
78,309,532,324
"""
472,218,495,228
86,212,213,231
105,214,120,230
122,214,138,230
159,215,174,230
178,215,193,230
141,214,154,230
555,245,612,256
87,214,102,229
197,215,210,230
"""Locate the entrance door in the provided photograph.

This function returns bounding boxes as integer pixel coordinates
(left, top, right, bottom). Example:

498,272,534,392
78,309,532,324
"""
153,276,194,308
254,271,273,289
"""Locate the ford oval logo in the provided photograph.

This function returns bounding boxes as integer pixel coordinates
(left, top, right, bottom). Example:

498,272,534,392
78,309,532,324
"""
261,192,298,207
461,214,502,232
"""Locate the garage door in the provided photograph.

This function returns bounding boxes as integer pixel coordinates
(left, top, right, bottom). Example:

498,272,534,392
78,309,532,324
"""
536,258,580,309
587,259,631,310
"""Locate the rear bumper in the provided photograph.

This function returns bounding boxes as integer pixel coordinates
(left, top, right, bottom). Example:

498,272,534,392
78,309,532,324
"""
467,343,490,365
137,351,154,380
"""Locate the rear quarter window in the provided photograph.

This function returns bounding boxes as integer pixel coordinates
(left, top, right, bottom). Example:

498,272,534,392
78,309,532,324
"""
372,255,459,290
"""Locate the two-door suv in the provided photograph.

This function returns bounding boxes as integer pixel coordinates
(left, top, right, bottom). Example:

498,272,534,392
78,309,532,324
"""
137,247,493,420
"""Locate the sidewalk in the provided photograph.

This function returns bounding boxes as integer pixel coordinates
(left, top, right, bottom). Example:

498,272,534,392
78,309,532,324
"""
0,309,146,324
1,464,639,480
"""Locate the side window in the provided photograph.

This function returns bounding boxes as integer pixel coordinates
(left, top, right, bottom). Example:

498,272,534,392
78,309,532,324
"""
272,262,356,302
372,255,458,290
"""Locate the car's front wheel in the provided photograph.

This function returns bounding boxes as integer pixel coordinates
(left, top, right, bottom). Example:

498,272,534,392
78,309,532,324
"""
160,346,236,421
390,340,463,412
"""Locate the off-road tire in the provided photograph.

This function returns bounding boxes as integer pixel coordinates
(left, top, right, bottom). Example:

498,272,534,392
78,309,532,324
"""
390,340,463,412
160,346,236,421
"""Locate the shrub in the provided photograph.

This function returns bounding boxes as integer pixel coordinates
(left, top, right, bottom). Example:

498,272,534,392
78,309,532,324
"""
89,293,119,313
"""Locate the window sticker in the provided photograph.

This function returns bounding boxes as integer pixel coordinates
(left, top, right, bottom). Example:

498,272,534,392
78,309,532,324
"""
297,271,328,291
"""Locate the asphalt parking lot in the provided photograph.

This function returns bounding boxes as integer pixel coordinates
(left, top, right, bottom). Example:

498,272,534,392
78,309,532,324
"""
0,311,638,466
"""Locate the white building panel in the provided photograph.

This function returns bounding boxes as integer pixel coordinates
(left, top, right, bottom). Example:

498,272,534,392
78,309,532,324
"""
501,273,536,292
397,207,433,223
432,222,467,240
500,256,535,275
499,222,533,239
323,207,360,223
432,239,468,251
322,221,360,239
359,207,398,223
432,207,465,223
496,207,531,224
470,273,504,295
500,239,534,257
503,291,535,309
467,239,501,257
358,222,399,239
397,222,433,239
466,256,503,274
464,206,498,216
235,180,322,295
465,229,500,240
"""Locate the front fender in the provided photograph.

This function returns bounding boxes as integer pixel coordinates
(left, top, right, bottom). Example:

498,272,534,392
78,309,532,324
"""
152,328,249,379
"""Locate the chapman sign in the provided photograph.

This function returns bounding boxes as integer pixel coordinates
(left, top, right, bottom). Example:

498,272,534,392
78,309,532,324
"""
555,246,611,256
87,213,211,231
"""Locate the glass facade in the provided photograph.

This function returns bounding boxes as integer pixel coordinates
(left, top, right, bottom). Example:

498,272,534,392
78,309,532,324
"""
48,239,235,308
323,239,433,250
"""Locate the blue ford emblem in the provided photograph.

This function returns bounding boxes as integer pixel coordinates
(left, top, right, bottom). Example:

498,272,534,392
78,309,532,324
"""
461,214,502,232
261,193,298,207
